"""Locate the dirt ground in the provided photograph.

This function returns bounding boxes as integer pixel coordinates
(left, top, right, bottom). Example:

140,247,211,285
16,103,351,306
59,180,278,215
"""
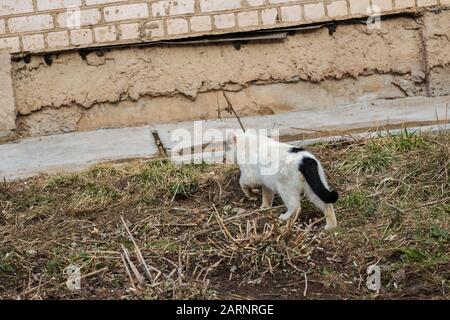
0,130,448,300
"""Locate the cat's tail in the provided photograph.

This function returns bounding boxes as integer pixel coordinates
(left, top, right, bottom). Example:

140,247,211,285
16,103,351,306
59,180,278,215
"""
299,157,339,204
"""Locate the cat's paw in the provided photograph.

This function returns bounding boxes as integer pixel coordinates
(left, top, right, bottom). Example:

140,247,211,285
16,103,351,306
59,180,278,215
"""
240,196,257,203
278,213,291,221
324,224,337,231
260,204,271,210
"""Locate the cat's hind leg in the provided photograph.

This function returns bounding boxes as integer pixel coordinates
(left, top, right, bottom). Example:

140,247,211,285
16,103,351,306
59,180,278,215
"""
306,191,337,230
261,186,274,209
323,204,337,231
277,184,301,221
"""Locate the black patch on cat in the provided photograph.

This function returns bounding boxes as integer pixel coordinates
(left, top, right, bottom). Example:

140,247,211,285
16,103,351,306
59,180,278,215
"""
299,157,339,204
288,147,305,153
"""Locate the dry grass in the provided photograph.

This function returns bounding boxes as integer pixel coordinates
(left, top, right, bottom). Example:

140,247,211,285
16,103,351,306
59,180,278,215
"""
0,130,448,300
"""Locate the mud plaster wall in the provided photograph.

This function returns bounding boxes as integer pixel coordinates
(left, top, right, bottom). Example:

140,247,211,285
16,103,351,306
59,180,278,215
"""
12,11,450,137
423,11,450,97
0,50,16,137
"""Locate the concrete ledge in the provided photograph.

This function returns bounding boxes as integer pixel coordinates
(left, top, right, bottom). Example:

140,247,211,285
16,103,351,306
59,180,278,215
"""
156,96,450,155
0,95,449,181
0,127,159,180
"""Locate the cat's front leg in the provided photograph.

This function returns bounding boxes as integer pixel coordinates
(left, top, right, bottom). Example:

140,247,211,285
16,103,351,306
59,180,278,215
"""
260,186,274,209
277,185,300,221
240,184,258,201
239,174,258,201
279,207,301,221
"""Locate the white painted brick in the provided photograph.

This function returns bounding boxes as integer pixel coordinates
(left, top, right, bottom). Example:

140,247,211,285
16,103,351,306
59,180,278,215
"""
85,0,123,5
22,34,46,52
153,1,196,17
238,11,259,27
349,0,371,14
190,16,212,32
371,0,393,11
281,5,302,22
70,29,93,45
304,2,325,20
167,18,189,35
2,0,443,55
0,0,34,17
104,3,149,22
0,37,20,53
94,25,117,42
118,23,140,40
47,31,70,49
170,0,196,15
247,0,265,6
268,0,298,4
9,15,54,33
394,0,415,8
57,9,101,28
261,8,278,25
214,13,236,29
200,0,241,12
152,1,169,17
37,0,81,11
327,1,348,17
142,20,165,38
417,0,438,6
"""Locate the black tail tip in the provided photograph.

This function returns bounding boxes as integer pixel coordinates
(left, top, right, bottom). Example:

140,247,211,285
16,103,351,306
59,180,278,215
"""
327,191,339,203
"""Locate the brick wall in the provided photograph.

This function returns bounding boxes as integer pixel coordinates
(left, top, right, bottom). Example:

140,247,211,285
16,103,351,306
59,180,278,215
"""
0,0,447,54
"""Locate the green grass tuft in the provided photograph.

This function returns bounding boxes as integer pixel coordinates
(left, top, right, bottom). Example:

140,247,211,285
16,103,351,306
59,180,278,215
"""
338,141,393,174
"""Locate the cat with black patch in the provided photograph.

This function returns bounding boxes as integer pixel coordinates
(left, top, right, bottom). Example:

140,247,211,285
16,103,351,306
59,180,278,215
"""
228,132,338,230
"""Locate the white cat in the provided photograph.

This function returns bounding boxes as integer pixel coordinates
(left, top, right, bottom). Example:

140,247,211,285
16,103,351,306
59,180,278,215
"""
228,132,338,230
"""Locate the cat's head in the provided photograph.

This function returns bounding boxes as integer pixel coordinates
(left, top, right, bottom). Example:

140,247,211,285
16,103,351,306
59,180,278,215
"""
225,130,245,149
